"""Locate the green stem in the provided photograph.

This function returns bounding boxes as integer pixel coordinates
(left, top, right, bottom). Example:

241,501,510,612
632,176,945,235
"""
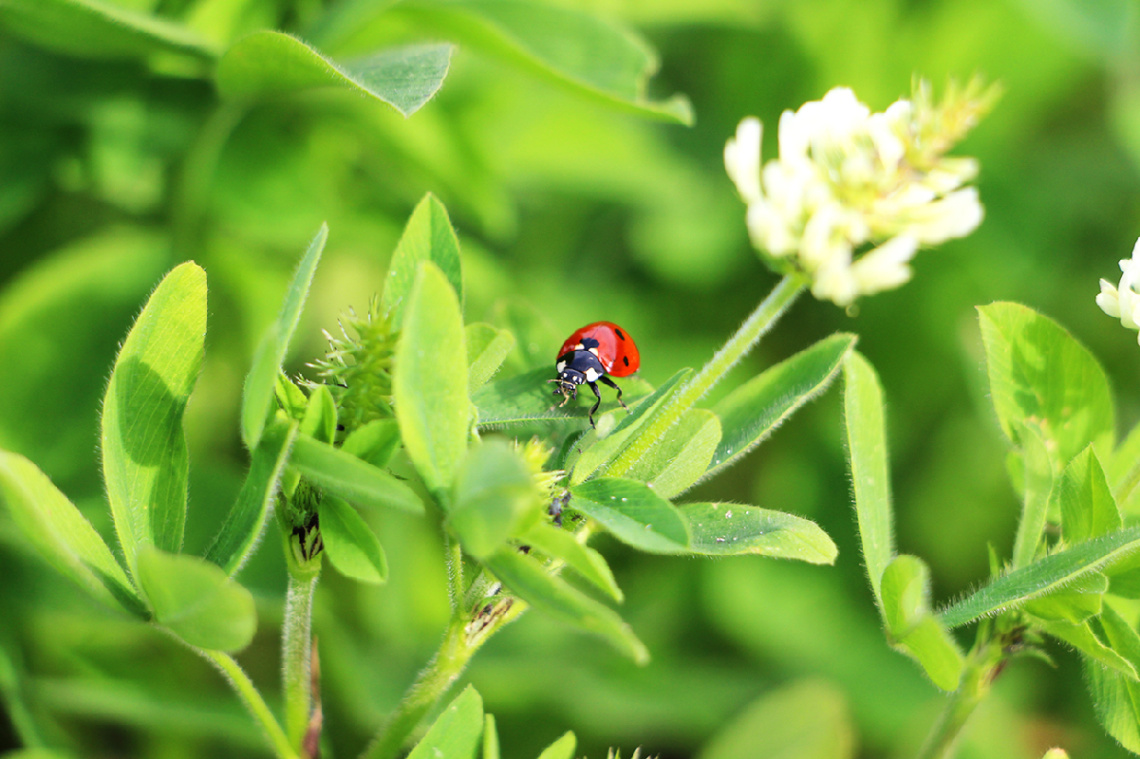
445,533,465,613
603,274,805,478
283,572,318,752
359,592,525,759
199,648,300,759
360,619,472,759
915,631,1004,759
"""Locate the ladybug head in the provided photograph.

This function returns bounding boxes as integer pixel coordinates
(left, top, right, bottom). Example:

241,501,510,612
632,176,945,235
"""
549,349,604,400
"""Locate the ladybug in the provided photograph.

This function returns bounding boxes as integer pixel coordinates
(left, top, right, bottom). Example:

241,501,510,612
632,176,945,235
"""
549,321,640,427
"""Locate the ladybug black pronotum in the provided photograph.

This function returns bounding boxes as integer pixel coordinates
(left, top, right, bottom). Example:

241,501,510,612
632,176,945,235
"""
549,321,640,427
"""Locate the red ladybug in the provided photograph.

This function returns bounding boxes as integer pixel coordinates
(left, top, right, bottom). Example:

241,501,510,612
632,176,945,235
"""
549,321,640,427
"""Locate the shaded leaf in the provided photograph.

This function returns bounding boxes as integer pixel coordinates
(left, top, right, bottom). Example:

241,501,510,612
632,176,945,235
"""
101,262,205,577
204,420,299,575
697,680,855,759
1055,446,1121,545
341,419,401,469
391,0,692,123
1011,421,1053,568
393,261,469,494
706,333,855,482
473,367,652,427
300,384,338,445
0,450,145,617
467,323,516,393
0,0,218,60
485,548,648,663
321,496,388,584
449,440,541,559
218,33,452,117
940,527,1140,628
521,521,623,602
289,435,422,514
242,224,327,449
841,351,894,609
135,548,256,652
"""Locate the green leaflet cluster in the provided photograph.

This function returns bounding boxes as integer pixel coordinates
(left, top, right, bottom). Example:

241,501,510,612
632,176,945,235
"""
0,194,852,759
844,301,1140,751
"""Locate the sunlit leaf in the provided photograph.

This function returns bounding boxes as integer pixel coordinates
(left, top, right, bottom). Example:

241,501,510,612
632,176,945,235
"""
573,368,691,483
569,478,689,554
0,450,145,617
940,527,1140,628
841,351,894,609
535,731,576,759
204,420,298,575
393,261,469,494
289,435,422,514
622,408,720,499
978,302,1114,470
705,333,855,482
406,685,483,759
242,224,327,450
679,502,837,565
880,555,963,690
102,262,205,577
381,193,463,329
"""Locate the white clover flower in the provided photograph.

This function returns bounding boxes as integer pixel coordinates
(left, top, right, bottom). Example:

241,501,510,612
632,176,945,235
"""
1097,237,1140,344
725,79,996,307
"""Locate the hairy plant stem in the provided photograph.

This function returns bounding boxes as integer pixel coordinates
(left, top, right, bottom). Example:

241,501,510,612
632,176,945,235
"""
916,626,1005,759
602,274,805,478
360,618,471,759
360,577,525,759
199,648,300,759
283,571,319,753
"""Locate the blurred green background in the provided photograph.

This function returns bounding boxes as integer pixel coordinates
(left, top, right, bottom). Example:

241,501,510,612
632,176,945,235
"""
2,0,1140,757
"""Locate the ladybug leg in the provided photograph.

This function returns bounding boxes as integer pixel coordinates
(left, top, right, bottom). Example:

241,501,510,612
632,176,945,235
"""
598,375,628,411
548,378,577,407
587,381,603,427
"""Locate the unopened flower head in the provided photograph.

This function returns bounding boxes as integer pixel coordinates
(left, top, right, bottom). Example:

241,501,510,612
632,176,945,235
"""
725,78,998,306
1096,237,1140,344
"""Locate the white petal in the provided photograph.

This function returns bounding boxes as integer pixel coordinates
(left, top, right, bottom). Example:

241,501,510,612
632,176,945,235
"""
850,236,919,295
1097,280,1121,318
725,117,764,204
905,188,984,243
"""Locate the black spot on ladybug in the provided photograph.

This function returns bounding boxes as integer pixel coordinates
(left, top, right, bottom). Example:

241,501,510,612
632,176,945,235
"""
623,356,630,366
615,328,625,340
